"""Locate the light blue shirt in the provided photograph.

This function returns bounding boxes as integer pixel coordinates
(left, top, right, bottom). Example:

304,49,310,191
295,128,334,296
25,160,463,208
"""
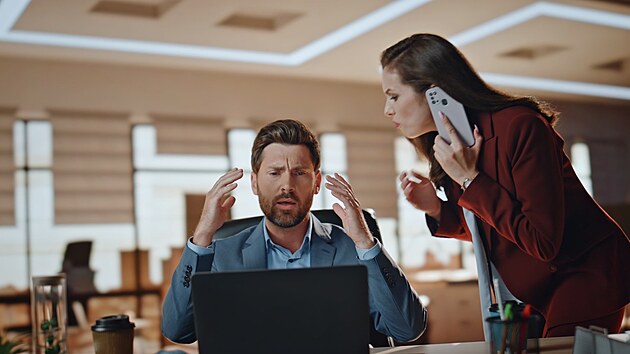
187,215,382,267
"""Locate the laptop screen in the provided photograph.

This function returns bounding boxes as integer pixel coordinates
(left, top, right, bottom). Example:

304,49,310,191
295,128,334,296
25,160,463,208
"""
191,265,370,354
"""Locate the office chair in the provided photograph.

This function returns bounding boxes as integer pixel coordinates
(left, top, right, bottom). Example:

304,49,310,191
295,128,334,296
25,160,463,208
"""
60,240,98,326
215,208,382,243
214,208,392,347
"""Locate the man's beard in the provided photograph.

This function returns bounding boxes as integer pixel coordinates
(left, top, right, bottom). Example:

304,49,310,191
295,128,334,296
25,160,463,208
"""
258,191,313,228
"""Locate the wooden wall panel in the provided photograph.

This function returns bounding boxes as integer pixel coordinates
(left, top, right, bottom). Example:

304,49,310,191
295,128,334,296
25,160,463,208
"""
0,112,16,225
153,115,225,155
343,127,398,218
51,111,133,224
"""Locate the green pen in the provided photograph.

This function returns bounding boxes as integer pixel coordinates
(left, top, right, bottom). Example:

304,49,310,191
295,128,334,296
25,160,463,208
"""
504,302,513,320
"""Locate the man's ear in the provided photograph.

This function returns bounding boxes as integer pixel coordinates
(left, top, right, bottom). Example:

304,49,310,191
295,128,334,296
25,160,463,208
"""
251,172,258,195
314,170,322,195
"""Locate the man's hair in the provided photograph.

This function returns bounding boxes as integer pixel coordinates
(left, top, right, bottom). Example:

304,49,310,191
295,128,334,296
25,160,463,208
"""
251,119,320,174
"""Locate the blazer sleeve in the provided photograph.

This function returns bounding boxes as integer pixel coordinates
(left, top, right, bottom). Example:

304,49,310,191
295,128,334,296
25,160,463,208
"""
459,113,565,261
359,247,427,342
426,199,469,241
161,245,215,343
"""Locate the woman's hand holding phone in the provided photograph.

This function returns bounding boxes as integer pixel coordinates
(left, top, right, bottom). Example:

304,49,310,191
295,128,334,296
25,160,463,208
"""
433,113,483,189
425,87,474,147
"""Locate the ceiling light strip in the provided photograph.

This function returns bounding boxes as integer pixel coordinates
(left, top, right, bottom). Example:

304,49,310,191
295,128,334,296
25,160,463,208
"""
450,3,540,47
4,30,293,64
290,0,432,64
535,2,630,30
450,1,630,47
0,0,30,33
481,72,630,100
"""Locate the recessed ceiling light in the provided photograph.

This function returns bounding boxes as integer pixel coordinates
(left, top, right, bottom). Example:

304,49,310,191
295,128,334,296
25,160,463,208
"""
218,10,301,31
91,0,180,19
500,45,566,60
593,58,627,72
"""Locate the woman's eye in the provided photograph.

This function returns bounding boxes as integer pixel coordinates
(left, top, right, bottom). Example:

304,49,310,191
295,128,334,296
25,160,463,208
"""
389,96,398,101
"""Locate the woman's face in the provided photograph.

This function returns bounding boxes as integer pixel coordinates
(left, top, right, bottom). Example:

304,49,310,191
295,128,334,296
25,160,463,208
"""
381,67,435,139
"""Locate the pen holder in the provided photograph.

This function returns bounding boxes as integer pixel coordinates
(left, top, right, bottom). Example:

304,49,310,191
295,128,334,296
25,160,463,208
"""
486,316,537,354
488,302,542,353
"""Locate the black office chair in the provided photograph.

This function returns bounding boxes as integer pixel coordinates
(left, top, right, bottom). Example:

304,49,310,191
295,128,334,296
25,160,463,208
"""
60,240,97,326
215,208,382,243
214,208,392,347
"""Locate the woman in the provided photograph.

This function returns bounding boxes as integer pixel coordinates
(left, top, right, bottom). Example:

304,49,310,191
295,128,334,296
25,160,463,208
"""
380,33,629,337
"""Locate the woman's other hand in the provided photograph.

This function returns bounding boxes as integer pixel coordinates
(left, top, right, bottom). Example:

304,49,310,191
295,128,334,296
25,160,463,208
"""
399,170,441,219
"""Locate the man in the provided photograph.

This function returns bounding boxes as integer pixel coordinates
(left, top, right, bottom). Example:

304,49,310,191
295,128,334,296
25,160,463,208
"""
162,119,426,344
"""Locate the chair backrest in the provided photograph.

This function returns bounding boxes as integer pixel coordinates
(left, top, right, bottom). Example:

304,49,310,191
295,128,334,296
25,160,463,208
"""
212,208,391,347
214,208,383,244
61,240,92,270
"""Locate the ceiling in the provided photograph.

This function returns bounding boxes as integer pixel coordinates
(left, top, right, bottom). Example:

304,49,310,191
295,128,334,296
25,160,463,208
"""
0,0,629,103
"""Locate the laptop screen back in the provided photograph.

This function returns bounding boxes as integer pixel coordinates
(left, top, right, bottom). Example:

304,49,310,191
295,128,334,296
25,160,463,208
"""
191,265,369,354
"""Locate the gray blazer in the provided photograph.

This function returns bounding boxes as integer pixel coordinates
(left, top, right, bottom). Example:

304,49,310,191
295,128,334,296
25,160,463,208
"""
162,214,427,343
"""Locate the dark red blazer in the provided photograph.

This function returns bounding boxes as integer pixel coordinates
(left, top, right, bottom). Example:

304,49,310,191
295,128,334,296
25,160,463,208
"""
429,106,630,328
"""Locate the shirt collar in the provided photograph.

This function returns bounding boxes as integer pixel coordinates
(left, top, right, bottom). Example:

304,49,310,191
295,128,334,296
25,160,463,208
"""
263,214,313,256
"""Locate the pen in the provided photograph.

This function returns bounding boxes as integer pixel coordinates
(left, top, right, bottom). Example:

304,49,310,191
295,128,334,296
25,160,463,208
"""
504,302,513,320
499,303,513,353
518,304,532,352
493,278,505,320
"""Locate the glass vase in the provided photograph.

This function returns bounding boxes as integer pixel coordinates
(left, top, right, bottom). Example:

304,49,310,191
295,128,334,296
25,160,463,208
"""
31,274,67,354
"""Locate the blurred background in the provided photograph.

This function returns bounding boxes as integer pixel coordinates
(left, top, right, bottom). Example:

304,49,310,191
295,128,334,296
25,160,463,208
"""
0,0,628,349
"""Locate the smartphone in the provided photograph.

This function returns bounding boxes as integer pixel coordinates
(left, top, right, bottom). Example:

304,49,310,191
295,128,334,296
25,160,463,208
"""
425,86,474,147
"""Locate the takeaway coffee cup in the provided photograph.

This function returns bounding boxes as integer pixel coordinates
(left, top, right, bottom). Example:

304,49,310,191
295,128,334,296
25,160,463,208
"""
91,314,135,354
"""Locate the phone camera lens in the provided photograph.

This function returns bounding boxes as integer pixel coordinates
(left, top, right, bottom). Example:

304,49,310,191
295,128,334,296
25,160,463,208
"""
441,99,448,105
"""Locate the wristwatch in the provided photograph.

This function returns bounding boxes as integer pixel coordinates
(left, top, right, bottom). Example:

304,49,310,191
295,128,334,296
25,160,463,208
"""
461,177,473,191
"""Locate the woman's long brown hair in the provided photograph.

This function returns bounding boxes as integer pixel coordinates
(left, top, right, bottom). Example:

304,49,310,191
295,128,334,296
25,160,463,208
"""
381,33,558,188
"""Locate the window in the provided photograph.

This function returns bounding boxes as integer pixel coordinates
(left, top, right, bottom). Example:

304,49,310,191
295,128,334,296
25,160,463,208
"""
319,133,347,209
394,137,464,269
570,142,593,196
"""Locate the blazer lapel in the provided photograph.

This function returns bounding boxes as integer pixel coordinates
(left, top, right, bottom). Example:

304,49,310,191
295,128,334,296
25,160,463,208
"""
473,111,498,254
242,221,267,269
310,216,337,267
474,111,498,183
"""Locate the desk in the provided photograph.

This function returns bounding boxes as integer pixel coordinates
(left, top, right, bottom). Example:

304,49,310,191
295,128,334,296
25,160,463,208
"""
0,287,161,330
371,336,574,353
161,337,575,354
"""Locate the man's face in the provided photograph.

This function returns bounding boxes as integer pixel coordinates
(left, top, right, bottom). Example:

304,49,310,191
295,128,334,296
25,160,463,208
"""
252,143,321,228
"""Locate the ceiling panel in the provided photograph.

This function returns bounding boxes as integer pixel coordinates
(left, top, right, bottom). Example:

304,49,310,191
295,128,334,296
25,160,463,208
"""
0,0,628,102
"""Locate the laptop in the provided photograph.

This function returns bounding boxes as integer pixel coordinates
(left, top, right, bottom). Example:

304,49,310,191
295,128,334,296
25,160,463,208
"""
191,265,370,354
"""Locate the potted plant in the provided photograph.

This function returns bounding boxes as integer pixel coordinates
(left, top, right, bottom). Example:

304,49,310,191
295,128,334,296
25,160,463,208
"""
0,331,29,354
